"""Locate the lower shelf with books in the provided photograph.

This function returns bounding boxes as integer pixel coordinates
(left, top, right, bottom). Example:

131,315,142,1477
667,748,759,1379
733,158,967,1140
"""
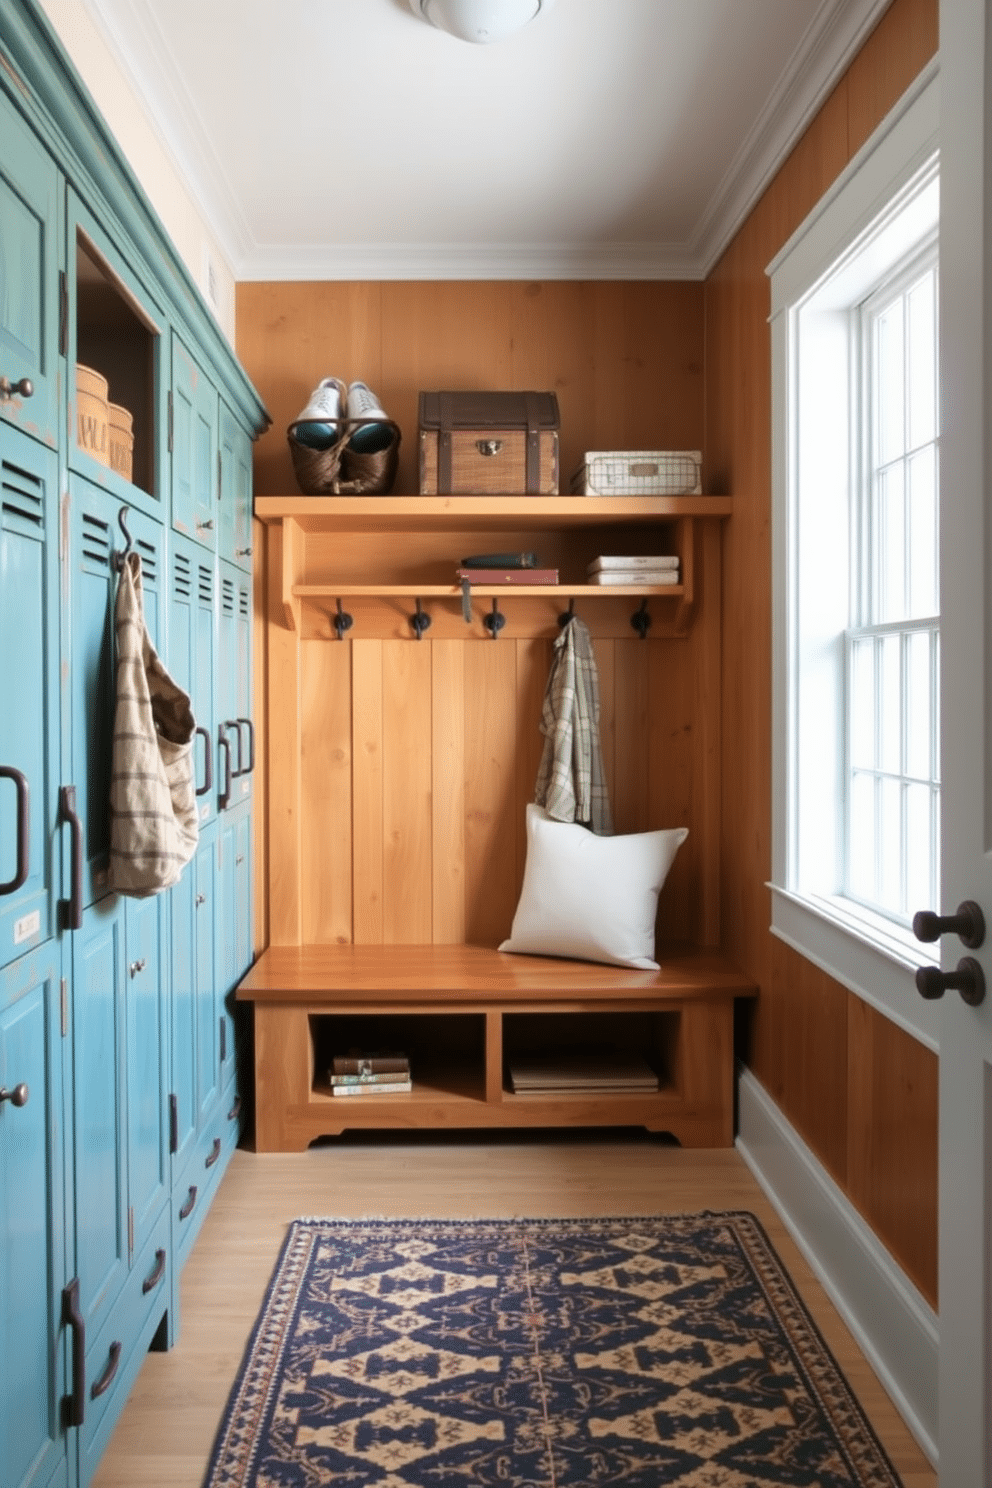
236,944,756,1150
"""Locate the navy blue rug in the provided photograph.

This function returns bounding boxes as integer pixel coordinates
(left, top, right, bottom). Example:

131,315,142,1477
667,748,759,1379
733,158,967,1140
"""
203,1212,902,1486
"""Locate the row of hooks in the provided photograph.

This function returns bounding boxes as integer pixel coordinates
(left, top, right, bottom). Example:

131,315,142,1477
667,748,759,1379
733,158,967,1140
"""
329,594,654,640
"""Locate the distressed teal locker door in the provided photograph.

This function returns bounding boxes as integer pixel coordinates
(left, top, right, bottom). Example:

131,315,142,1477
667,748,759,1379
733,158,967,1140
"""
0,424,59,970
70,895,128,1358
0,85,60,449
0,945,67,1488
171,335,217,550
124,894,168,1261
218,401,254,568
68,479,164,908
194,835,219,1127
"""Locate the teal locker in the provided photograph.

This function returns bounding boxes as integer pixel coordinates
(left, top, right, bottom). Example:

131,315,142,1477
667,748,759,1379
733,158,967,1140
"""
0,424,60,968
171,335,217,550
0,83,60,449
0,945,67,1488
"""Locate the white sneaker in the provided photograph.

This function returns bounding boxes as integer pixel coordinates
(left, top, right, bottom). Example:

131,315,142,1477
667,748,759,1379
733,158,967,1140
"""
347,381,393,454
289,377,346,449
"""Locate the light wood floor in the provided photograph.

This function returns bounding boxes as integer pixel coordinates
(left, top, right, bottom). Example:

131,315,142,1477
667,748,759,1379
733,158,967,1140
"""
92,1132,936,1487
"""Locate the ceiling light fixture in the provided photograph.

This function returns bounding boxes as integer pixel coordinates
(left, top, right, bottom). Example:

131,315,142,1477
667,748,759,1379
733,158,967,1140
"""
408,0,555,45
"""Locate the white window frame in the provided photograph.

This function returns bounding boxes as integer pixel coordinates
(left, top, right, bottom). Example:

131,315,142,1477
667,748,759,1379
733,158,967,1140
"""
768,64,941,1052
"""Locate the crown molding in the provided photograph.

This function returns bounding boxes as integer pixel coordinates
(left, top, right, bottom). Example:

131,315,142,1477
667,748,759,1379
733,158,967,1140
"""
238,240,705,283
692,0,897,275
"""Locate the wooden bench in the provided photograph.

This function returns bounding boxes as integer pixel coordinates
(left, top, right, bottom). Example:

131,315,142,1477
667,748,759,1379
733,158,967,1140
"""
236,943,755,1152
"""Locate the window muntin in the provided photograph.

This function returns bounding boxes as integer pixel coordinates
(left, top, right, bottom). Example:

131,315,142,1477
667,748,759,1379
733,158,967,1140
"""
845,245,940,927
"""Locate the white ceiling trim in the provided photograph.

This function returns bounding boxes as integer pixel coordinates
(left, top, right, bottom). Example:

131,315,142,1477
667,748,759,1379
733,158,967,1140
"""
242,240,706,283
691,0,896,275
80,0,900,285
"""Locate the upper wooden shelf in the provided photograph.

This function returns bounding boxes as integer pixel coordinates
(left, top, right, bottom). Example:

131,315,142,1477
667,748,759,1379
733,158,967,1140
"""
254,494,732,532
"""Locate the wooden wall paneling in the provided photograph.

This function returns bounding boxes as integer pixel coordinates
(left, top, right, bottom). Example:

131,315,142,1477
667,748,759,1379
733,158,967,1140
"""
845,0,939,156
431,641,467,944
235,281,384,497
592,636,617,812
381,641,434,943
695,520,722,946
300,639,352,945
266,521,302,944
612,638,650,837
512,635,554,888
381,282,513,496
463,641,520,947
846,998,939,1305
649,636,695,945
351,640,384,944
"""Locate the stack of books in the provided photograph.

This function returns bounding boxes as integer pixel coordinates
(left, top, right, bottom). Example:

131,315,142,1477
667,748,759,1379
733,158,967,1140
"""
457,551,558,586
587,555,679,585
507,1051,660,1095
329,1051,411,1096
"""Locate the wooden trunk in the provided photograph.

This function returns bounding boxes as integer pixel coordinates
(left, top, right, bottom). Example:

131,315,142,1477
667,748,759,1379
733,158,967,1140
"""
419,390,560,494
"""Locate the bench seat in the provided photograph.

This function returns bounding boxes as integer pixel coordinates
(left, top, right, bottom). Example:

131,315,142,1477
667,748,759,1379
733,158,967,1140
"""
236,943,755,1151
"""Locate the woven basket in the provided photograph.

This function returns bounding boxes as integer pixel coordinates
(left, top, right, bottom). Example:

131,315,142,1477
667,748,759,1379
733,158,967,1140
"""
288,419,401,495
76,363,110,466
108,402,134,482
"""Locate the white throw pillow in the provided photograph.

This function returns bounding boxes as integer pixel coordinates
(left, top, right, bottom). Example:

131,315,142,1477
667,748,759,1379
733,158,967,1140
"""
499,804,688,970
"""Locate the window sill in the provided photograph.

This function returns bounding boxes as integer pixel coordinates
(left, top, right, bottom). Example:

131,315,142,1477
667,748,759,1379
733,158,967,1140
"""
769,884,939,1051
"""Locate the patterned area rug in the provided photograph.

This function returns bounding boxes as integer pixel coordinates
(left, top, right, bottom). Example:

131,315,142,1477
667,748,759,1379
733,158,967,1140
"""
204,1213,903,1487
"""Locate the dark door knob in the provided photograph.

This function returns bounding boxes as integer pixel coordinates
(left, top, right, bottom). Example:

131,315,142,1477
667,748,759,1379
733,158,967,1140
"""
916,957,985,1006
912,900,985,949
0,1083,29,1106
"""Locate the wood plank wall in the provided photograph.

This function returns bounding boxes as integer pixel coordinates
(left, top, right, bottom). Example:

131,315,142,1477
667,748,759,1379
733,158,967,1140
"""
705,0,939,1305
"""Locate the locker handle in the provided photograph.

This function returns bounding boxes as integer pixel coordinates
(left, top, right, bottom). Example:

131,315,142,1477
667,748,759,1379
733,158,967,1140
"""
217,728,232,811
142,1248,167,1296
228,1094,242,1122
90,1341,122,1400
226,720,244,779
205,1136,222,1168
195,727,213,798
58,786,83,931
237,718,255,776
62,1278,85,1427
179,1185,197,1221
0,766,29,895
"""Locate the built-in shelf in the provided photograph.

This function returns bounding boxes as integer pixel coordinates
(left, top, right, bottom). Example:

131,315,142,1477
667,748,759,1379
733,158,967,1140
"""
258,494,731,637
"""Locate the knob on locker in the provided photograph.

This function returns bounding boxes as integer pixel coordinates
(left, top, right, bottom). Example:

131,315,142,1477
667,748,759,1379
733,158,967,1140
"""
916,956,985,1006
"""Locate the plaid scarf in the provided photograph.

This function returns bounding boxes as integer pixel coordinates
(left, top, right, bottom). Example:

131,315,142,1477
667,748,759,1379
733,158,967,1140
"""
534,616,612,834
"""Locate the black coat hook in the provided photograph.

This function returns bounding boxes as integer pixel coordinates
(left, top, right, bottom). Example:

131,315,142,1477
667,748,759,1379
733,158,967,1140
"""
410,598,432,640
112,506,134,571
483,597,506,639
557,597,576,628
334,598,353,640
631,598,651,639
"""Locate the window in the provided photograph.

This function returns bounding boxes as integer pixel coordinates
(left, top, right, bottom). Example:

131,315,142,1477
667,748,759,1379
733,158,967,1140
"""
768,67,941,1049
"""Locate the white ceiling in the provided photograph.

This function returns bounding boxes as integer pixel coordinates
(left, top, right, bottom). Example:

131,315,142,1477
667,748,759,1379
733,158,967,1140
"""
83,0,893,281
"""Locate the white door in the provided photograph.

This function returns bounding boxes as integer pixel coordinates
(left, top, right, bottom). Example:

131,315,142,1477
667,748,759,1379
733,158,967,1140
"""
935,1,992,1480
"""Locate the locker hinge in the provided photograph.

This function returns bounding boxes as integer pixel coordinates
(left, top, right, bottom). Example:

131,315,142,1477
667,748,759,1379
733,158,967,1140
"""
58,271,68,358
60,978,68,1038
169,1094,179,1154
220,1016,227,1064
128,1206,134,1259
167,391,174,453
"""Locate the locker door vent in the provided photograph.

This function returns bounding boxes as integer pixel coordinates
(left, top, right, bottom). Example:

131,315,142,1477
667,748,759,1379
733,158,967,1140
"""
173,549,192,601
1,457,45,536
136,536,157,586
81,512,112,570
221,576,235,617
239,585,250,618
198,564,213,608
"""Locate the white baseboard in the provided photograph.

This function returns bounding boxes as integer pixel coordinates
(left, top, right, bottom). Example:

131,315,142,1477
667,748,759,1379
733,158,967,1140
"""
735,1065,938,1467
